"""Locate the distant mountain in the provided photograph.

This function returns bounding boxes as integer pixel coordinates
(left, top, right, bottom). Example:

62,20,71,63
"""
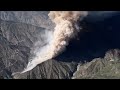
0,11,54,29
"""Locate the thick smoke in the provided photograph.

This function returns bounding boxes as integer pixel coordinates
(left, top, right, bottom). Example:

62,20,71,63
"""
21,11,88,73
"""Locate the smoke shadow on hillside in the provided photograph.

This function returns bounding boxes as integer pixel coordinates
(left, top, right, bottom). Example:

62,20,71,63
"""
55,13,120,63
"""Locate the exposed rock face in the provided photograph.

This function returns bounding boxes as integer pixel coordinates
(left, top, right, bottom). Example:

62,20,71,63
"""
0,11,120,79
72,49,120,79
14,60,77,79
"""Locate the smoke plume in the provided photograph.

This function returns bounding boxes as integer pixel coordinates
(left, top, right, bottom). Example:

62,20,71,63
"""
21,11,88,73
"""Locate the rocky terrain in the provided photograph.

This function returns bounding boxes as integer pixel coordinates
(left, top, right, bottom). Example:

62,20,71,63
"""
72,49,120,79
0,11,120,79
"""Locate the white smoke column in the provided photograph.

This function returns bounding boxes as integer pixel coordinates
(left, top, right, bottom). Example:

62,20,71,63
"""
21,11,88,73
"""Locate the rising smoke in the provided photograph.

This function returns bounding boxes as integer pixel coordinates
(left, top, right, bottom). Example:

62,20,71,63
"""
21,11,88,73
